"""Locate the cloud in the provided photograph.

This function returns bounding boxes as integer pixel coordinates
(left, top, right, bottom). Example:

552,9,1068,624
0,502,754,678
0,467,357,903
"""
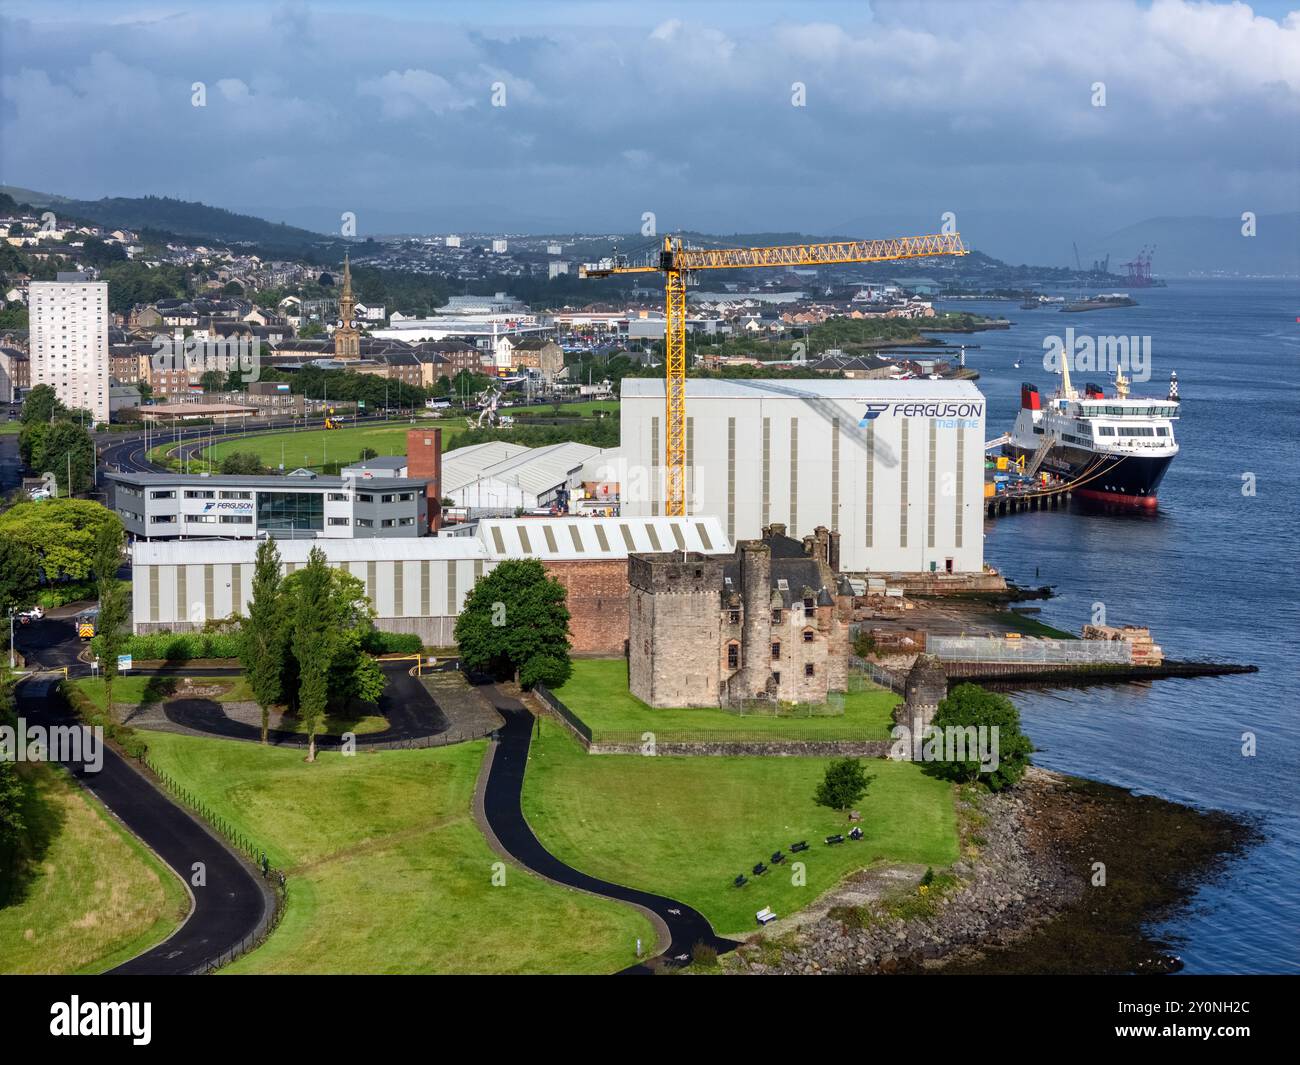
357,69,476,119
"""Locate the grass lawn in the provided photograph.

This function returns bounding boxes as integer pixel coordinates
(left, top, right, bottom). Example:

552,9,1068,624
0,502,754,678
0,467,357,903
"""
0,763,189,974
551,658,899,742
522,719,959,937
514,401,620,418
202,421,464,472
142,731,652,974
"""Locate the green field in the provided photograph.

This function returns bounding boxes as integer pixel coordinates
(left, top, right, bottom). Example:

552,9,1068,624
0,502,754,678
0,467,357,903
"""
0,763,189,974
522,720,958,937
198,420,464,473
142,732,653,974
513,401,620,418
550,658,899,742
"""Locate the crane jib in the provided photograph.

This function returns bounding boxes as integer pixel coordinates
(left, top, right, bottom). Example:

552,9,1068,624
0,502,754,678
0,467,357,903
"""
579,230,968,516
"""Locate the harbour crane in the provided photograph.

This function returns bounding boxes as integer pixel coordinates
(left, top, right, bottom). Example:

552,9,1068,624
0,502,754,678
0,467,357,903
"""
579,232,968,515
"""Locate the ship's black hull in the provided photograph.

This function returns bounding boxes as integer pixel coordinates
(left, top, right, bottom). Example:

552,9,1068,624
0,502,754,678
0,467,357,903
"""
1005,445,1174,508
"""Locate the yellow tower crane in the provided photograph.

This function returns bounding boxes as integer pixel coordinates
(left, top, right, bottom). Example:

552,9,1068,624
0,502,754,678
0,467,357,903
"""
579,232,968,515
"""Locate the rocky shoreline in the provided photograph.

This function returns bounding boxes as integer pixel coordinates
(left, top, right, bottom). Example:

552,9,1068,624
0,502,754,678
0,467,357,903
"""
722,766,1254,975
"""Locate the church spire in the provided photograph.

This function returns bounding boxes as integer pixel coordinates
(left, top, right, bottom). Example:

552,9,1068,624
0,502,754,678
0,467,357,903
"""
333,253,360,360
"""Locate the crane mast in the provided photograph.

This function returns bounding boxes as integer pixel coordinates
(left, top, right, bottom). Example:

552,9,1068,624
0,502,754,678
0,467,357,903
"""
580,231,968,515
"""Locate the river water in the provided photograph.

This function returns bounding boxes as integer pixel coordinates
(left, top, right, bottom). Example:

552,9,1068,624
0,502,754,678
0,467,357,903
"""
934,279,1299,974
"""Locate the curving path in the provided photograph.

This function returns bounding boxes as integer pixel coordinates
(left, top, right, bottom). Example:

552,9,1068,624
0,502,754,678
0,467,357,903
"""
475,685,735,973
14,674,273,975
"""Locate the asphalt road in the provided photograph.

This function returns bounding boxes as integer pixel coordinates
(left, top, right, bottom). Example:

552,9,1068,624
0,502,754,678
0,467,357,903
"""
14,673,273,975
478,689,734,973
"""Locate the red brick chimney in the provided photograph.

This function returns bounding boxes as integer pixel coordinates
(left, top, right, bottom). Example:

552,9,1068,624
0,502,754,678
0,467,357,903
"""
406,427,442,533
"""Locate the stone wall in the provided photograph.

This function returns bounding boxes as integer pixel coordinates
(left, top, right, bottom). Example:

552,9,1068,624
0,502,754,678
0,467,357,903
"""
628,552,724,707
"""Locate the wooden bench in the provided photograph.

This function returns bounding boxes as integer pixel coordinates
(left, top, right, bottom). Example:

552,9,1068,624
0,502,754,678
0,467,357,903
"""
790,840,809,853
756,907,777,926
849,826,863,841
825,833,845,845
734,874,748,888
752,862,768,876
770,851,786,864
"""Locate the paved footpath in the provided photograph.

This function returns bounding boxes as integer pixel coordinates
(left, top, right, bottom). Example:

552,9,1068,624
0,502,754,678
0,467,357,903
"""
15,674,274,975
476,685,735,973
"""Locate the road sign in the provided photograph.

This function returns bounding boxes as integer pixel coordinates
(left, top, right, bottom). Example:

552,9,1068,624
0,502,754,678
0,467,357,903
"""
117,654,132,672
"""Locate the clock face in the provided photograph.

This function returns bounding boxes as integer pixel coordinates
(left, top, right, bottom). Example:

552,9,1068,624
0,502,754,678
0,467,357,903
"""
350,320,358,328
336,319,344,328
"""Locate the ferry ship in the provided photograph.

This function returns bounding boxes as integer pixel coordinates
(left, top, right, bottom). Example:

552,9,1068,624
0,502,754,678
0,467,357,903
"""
1003,362,1179,509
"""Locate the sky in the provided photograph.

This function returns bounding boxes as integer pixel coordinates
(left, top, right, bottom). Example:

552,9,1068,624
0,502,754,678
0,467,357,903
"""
1,0,1297,265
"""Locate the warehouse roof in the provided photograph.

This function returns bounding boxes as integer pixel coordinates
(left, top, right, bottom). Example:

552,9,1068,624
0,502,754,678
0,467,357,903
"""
621,377,984,401
476,515,731,560
133,537,487,567
442,441,607,498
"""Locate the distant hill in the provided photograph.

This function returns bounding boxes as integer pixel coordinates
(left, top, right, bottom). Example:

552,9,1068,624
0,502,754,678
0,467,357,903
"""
1079,213,1299,278
0,188,332,254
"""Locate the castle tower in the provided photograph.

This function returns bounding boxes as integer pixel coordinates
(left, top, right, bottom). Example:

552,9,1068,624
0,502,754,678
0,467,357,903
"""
628,553,724,708
333,254,360,360
893,654,947,749
728,540,773,705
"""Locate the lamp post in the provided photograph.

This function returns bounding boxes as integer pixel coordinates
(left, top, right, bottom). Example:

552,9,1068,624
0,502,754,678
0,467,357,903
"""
8,609,15,670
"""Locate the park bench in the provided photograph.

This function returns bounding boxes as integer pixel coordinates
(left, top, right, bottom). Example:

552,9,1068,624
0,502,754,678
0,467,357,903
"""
825,833,845,845
790,840,809,853
849,826,863,841
770,851,786,864
756,907,777,926
752,862,768,876
734,874,748,888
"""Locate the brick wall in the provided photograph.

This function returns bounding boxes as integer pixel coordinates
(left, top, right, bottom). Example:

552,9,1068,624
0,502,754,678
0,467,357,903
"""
406,427,442,533
544,559,630,655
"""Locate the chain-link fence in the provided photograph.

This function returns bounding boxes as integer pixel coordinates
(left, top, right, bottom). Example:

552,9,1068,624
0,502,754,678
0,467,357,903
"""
926,636,1131,665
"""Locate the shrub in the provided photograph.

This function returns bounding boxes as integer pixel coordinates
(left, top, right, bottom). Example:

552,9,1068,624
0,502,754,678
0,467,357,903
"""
361,630,423,655
120,631,243,661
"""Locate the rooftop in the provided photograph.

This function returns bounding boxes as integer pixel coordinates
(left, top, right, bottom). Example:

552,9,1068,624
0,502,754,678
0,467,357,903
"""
621,378,984,402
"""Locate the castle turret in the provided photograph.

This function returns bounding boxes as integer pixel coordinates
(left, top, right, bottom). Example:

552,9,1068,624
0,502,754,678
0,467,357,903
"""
893,654,947,752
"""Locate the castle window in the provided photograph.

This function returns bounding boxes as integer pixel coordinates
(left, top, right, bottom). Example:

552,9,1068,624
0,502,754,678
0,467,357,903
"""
771,641,781,660
773,671,781,685
803,596,815,618
728,608,741,624
802,628,815,643
727,643,740,670
771,609,782,624
805,663,815,677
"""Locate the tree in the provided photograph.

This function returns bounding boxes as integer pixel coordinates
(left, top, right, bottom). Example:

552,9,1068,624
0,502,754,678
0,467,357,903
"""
0,675,25,873
454,558,571,688
298,321,325,339
200,369,226,394
286,547,333,762
220,451,267,475
20,384,65,426
89,520,128,719
0,540,41,618
0,499,122,583
930,684,1034,791
814,758,872,813
32,420,95,495
240,539,285,743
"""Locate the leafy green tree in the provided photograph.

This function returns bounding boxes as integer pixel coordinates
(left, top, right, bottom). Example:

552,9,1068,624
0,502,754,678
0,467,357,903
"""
0,675,25,875
930,684,1034,791
89,521,128,719
0,540,41,618
240,539,285,743
32,420,95,495
20,384,65,426
814,758,873,813
0,499,122,583
286,547,332,762
298,321,325,339
200,369,226,394
220,451,267,475
454,558,571,688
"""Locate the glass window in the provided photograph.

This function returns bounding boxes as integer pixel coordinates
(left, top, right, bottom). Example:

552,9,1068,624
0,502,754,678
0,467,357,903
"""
151,489,175,499
803,628,815,643
805,663,815,677
771,642,781,660
256,491,323,533
726,644,739,669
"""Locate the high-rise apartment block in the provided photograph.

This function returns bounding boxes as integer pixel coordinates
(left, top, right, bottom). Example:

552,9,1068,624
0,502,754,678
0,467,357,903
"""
29,272,111,423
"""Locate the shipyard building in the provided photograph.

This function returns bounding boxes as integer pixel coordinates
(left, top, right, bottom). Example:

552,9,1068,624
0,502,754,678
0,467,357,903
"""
619,378,986,574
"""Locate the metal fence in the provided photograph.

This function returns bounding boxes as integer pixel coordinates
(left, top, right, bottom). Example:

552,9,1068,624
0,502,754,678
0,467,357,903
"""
926,636,1131,665
533,684,593,743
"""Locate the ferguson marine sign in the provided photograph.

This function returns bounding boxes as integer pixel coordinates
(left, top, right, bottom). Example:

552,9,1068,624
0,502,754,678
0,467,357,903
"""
620,378,987,575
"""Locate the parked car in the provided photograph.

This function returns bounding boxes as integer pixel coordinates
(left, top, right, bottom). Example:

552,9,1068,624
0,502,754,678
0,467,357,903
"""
16,606,44,624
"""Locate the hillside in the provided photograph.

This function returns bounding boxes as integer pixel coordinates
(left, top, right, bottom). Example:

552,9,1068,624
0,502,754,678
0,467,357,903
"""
0,188,331,254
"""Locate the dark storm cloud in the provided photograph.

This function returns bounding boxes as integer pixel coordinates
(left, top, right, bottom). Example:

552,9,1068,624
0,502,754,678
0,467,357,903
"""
1,0,1296,261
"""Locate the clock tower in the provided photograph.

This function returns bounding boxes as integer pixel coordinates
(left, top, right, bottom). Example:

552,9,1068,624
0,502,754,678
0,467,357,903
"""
333,254,361,360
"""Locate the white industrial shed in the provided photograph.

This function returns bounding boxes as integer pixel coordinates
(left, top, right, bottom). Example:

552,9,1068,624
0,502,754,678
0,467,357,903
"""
129,514,730,644
442,440,611,512
620,377,987,575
